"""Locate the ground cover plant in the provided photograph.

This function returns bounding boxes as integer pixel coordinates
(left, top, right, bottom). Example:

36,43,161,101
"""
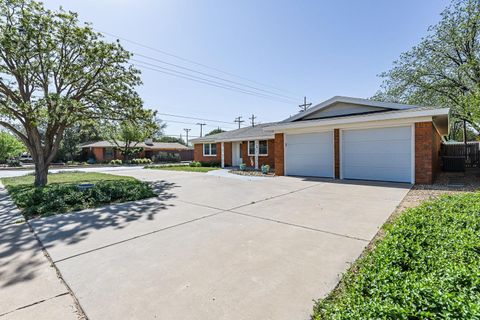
146,165,219,173
312,192,480,319
2,172,156,218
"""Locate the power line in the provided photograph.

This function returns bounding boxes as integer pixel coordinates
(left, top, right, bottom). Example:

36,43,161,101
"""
234,116,245,129
196,123,206,137
156,112,233,125
96,28,299,97
133,60,294,104
133,52,298,101
161,119,235,130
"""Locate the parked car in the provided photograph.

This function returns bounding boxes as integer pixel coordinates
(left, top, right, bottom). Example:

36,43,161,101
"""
19,154,33,163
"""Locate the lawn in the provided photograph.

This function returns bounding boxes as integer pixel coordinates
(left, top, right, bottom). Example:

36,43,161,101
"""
147,165,219,173
313,192,480,319
2,172,156,218
2,171,135,186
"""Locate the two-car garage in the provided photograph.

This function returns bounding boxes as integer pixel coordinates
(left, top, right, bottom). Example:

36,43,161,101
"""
284,126,414,183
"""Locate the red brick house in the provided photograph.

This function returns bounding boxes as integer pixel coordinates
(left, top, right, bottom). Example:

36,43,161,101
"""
81,140,192,162
191,96,450,184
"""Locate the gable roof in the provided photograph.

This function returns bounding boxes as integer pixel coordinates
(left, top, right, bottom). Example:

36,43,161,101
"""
190,123,276,143
283,96,419,123
81,140,190,150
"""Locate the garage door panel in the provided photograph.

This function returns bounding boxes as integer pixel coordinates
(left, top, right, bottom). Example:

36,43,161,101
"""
342,126,412,183
286,132,333,178
344,153,411,168
343,126,411,142
343,142,410,154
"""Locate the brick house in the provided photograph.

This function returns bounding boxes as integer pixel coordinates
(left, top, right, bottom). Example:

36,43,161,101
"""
191,96,450,184
81,140,192,162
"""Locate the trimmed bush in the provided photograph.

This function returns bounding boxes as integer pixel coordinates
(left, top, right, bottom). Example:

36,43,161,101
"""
7,179,156,218
109,159,122,165
131,158,152,164
189,161,201,167
200,160,221,167
313,192,480,319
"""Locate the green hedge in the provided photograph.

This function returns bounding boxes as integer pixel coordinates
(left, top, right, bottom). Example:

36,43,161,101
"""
313,192,480,319
7,180,156,218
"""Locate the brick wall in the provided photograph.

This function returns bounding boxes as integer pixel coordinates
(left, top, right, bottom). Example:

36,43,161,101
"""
193,143,221,164
415,122,440,184
92,147,104,162
274,133,284,176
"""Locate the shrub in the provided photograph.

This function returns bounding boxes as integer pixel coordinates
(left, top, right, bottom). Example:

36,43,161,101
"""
189,161,201,167
200,160,220,167
7,179,156,218
131,158,152,164
109,159,122,165
313,192,480,319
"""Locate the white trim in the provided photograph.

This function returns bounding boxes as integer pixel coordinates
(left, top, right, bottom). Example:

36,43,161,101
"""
247,140,268,156
283,134,287,175
411,124,415,184
283,96,432,123
254,140,259,170
339,129,343,180
192,135,274,144
332,131,335,179
202,143,217,157
221,142,225,168
265,108,450,132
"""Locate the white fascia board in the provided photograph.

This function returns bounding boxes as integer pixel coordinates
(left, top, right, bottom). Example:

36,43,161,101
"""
282,96,424,123
265,108,450,133
192,135,274,144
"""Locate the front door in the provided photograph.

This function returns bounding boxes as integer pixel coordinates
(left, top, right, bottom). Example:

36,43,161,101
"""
232,142,243,166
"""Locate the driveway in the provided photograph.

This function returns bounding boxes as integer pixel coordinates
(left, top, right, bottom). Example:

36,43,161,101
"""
28,168,410,320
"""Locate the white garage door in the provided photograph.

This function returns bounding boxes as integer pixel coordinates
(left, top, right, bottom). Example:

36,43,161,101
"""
342,126,412,183
285,131,334,178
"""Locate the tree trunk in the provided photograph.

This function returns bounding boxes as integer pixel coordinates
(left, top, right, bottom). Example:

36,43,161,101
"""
34,158,49,187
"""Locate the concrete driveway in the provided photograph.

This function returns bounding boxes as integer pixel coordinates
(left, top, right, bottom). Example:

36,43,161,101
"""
29,168,410,320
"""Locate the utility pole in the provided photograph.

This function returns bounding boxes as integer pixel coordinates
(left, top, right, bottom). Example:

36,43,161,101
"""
234,116,245,129
249,114,256,127
299,96,312,112
196,123,206,137
183,128,191,146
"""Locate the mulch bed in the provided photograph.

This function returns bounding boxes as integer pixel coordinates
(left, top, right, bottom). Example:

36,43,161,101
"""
229,169,275,177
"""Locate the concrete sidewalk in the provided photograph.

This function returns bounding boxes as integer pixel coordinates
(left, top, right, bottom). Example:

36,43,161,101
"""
0,188,80,320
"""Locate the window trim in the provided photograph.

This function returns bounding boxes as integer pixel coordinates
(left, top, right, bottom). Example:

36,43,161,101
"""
247,140,268,156
203,143,217,156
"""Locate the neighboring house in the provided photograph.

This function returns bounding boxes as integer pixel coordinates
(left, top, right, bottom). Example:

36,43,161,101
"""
81,140,193,162
191,96,450,184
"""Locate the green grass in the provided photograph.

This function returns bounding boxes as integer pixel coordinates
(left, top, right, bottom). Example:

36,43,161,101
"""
147,165,219,173
312,192,480,319
2,172,156,218
2,171,135,187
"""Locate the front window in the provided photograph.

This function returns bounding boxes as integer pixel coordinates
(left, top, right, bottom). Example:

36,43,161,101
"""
248,140,268,156
203,143,217,156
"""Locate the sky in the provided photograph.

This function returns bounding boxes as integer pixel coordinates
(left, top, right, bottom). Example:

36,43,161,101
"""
44,0,452,141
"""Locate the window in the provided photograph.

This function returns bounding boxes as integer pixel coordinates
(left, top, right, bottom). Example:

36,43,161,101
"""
104,147,114,159
248,140,268,156
203,143,217,156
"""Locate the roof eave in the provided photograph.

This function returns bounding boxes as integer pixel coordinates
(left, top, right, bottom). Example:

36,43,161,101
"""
265,108,450,131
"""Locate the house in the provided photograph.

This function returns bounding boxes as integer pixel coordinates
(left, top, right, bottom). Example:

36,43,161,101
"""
81,140,193,162
191,96,450,184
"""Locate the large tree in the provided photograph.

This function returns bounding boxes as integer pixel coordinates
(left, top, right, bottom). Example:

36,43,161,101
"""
104,115,158,163
374,0,480,135
0,131,25,162
0,0,150,186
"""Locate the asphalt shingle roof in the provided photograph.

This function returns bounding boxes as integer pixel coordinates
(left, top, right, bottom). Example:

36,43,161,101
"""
190,123,276,143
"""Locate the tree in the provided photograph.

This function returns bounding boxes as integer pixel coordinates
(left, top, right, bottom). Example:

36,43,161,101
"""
154,136,187,145
205,128,225,136
104,114,158,163
0,0,150,186
0,131,25,162
55,122,102,162
374,0,480,134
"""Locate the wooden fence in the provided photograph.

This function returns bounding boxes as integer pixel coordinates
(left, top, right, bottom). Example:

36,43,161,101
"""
440,142,480,171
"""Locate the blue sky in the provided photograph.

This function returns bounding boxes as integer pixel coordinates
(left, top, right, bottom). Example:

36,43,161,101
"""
45,0,451,139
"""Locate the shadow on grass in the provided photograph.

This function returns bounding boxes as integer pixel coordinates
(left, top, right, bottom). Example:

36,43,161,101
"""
0,180,177,289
